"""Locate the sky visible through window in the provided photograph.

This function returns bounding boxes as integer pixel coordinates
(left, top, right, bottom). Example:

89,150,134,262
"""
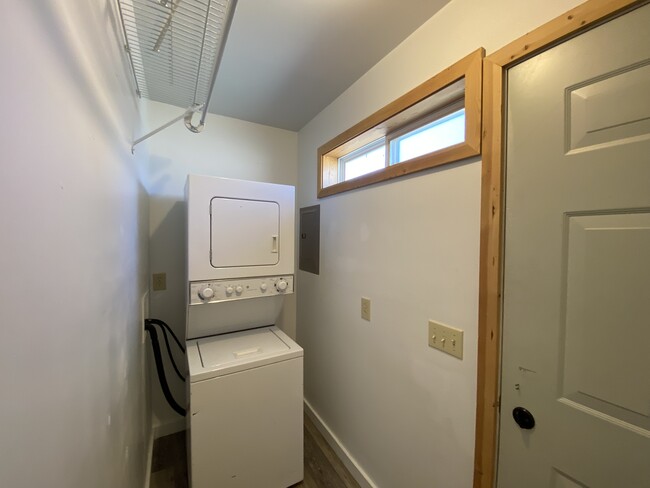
342,144,386,180
392,109,465,164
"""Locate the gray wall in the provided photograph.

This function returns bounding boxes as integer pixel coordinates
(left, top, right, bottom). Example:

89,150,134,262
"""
296,0,582,486
0,1,151,487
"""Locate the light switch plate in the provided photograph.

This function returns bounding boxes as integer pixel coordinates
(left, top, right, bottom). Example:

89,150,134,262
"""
428,320,463,359
361,297,371,321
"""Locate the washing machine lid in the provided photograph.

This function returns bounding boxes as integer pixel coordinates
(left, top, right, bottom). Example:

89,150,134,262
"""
187,326,303,382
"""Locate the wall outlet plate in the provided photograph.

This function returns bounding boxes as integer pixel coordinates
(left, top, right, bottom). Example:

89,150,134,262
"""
361,297,371,321
428,320,463,359
152,272,166,291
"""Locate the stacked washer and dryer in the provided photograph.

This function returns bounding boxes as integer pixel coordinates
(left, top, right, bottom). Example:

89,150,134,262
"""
184,175,303,488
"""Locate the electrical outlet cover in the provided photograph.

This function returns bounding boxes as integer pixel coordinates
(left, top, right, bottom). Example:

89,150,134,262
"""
361,297,371,321
152,272,167,291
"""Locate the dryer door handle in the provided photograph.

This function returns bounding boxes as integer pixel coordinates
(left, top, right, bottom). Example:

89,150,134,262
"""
271,235,278,253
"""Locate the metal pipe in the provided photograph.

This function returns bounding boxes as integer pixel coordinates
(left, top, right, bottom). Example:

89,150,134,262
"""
190,0,212,108
131,104,203,152
197,0,237,126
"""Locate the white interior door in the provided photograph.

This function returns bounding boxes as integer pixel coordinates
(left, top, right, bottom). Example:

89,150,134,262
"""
498,4,650,487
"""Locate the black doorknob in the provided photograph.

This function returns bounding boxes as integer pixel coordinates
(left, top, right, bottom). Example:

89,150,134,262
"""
512,407,535,429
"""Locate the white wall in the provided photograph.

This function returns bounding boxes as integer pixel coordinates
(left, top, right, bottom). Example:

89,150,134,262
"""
139,100,298,433
0,1,150,488
296,0,581,486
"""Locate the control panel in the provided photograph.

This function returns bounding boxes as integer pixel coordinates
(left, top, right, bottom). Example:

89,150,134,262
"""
190,276,294,305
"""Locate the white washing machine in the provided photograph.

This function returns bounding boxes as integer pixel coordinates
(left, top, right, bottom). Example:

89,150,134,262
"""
185,175,303,488
187,326,303,487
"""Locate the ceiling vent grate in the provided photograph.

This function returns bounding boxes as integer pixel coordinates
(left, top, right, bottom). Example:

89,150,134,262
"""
116,0,238,150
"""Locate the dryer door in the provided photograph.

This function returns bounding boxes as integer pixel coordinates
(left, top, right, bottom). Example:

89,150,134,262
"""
210,197,280,268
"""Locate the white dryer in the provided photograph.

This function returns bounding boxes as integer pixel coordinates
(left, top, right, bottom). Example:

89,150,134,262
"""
185,174,296,339
184,175,303,488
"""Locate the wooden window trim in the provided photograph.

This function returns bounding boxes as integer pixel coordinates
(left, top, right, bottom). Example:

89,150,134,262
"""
474,1,647,488
317,48,485,198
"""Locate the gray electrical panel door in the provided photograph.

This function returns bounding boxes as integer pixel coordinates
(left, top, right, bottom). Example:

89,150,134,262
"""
299,205,320,275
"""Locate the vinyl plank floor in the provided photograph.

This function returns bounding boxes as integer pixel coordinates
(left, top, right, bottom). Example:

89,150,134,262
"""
150,430,187,488
150,413,360,488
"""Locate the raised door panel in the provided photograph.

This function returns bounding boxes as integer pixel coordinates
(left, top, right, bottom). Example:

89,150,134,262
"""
562,212,650,428
568,62,650,152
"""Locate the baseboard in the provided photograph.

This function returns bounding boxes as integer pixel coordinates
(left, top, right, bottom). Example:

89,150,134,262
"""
304,399,377,488
153,417,185,439
143,428,154,488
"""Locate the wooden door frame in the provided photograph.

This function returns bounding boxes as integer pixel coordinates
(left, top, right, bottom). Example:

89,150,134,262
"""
473,1,648,487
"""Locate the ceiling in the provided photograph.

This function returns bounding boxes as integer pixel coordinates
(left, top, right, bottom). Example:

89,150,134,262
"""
208,0,452,131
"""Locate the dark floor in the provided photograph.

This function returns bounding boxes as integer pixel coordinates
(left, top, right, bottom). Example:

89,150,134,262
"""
150,429,188,488
150,413,360,488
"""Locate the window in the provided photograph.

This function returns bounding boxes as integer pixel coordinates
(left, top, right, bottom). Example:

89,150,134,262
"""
390,107,465,164
318,49,484,197
337,104,467,183
339,138,386,181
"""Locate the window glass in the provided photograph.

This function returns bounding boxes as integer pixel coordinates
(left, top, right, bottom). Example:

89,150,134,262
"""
337,108,465,182
339,139,386,181
390,109,466,164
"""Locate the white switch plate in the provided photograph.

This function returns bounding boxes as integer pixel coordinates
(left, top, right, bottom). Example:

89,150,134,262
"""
361,297,371,321
428,320,463,359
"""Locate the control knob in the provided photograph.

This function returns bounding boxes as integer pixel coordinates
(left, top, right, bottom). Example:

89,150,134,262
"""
260,283,268,292
235,285,244,295
199,287,214,300
225,286,234,296
276,279,288,292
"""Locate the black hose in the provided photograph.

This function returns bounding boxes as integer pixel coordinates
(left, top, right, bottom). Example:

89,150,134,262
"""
145,318,185,382
157,322,185,383
145,322,186,417
146,318,185,353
